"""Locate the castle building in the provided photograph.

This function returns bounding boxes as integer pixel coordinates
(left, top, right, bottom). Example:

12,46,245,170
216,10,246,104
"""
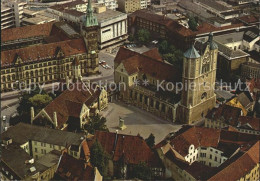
177,33,218,124
1,0,99,92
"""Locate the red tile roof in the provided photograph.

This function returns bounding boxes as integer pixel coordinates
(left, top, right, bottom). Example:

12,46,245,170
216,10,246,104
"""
142,48,163,62
168,127,221,156
89,131,162,167
1,38,87,68
238,15,260,25
81,140,90,161
55,152,95,180
43,82,102,129
238,116,260,131
206,104,242,123
1,22,55,42
208,141,260,181
116,47,181,82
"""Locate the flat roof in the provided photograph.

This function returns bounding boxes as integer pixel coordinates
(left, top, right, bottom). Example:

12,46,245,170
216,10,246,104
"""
95,9,126,23
22,14,55,24
215,31,244,44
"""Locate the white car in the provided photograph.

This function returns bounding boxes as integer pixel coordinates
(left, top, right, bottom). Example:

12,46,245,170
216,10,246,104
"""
106,65,111,69
2,116,6,121
101,60,106,63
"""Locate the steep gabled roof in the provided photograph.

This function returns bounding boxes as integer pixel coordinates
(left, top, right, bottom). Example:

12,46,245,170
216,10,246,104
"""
1,22,55,42
208,141,259,181
43,82,101,128
89,131,163,167
116,47,181,82
1,38,87,68
55,152,95,180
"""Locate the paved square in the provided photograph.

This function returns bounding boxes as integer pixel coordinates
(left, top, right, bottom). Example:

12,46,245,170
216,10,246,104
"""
100,101,182,144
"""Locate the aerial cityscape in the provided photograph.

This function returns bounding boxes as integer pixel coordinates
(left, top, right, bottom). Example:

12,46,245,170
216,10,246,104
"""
0,0,259,180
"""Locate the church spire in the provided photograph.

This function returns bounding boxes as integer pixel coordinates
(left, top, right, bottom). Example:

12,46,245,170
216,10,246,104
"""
84,0,98,27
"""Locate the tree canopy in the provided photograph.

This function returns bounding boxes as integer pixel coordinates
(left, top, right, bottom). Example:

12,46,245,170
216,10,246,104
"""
188,16,198,31
14,85,53,125
130,162,152,180
90,140,109,176
84,115,108,134
137,29,150,44
158,40,184,70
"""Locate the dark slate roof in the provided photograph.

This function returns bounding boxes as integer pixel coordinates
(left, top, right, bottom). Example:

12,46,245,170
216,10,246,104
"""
1,123,84,146
243,28,259,43
1,144,48,179
184,45,200,59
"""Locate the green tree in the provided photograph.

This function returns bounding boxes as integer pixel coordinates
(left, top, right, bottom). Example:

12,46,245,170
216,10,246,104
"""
131,162,152,180
84,115,108,134
188,16,198,31
158,40,168,54
90,140,109,176
137,29,150,44
16,85,53,124
145,133,155,148
128,34,134,42
29,94,53,113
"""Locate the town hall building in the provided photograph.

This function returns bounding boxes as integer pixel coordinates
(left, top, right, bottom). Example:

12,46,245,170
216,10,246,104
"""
1,0,99,92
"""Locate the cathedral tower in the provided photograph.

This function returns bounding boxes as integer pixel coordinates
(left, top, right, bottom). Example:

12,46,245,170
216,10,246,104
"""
177,33,218,124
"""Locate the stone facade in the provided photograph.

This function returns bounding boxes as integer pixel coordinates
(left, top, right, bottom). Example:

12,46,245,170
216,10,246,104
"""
241,62,260,79
177,34,218,124
1,2,99,92
114,47,181,122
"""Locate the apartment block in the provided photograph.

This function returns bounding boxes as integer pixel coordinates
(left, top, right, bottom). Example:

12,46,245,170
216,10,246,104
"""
1,0,27,30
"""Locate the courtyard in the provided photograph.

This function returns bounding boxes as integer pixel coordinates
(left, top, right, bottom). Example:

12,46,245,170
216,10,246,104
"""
100,100,182,144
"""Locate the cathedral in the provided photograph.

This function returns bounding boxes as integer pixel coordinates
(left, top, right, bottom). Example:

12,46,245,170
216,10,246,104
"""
1,0,99,92
177,33,218,124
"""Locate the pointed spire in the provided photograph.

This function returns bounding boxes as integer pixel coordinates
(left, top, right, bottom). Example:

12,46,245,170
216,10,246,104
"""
87,0,93,13
84,0,98,27
208,32,218,50
184,44,200,59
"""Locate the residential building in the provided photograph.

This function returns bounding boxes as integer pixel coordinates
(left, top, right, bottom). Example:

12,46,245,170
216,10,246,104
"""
96,0,118,10
1,123,86,160
226,92,255,115
1,143,61,181
114,47,181,122
177,33,218,124
118,0,146,13
205,104,260,135
47,1,128,49
31,81,108,131
0,123,88,180
241,62,260,79
155,125,260,180
1,4,99,92
54,152,103,180
1,0,27,30
87,131,164,179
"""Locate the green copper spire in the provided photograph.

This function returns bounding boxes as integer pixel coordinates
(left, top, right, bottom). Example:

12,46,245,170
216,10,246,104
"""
84,0,98,27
